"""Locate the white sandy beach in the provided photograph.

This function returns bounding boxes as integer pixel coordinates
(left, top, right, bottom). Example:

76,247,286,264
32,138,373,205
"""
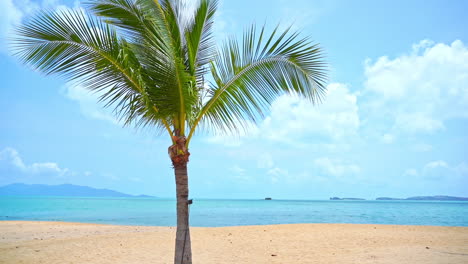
1,221,467,263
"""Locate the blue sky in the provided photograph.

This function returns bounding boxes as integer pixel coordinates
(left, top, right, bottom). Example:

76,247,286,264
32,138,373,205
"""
0,0,467,199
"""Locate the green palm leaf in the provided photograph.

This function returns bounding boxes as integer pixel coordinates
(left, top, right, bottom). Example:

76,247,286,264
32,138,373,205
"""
187,25,327,143
12,9,165,127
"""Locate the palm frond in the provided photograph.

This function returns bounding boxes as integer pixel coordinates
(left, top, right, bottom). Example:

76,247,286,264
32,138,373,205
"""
11,8,167,131
86,0,149,37
183,0,218,129
187,25,328,142
148,0,204,135
88,0,189,128
185,0,218,76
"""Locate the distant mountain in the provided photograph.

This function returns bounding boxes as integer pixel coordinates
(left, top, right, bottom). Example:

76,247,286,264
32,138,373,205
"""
376,195,468,201
0,183,155,198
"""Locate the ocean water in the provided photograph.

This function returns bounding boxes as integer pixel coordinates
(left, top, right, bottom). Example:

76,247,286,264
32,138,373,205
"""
1,196,467,227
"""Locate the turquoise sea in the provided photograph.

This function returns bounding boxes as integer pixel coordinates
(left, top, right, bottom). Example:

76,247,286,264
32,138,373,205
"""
1,196,467,227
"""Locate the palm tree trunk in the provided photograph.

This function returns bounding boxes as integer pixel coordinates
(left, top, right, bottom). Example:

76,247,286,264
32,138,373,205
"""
174,165,192,264
169,133,192,264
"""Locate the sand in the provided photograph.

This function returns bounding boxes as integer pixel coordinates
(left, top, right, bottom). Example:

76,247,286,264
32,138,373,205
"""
1,221,467,264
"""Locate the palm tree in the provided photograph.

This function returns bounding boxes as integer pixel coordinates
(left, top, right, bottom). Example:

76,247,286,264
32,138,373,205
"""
11,0,327,263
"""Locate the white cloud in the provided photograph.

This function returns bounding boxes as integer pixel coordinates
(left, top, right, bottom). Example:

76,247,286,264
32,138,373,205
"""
411,39,434,53
1,0,81,52
0,147,68,176
0,0,23,52
0,147,26,170
64,84,119,125
204,119,260,147
30,162,68,175
422,160,451,180
230,165,245,175
394,113,444,134
424,160,449,170
261,83,360,144
403,168,418,177
229,165,251,183
313,157,361,177
206,39,467,153
404,160,467,181
364,39,468,135
267,167,288,183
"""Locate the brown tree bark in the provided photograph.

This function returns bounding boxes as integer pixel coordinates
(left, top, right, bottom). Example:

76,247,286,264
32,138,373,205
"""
169,135,192,264
173,165,192,264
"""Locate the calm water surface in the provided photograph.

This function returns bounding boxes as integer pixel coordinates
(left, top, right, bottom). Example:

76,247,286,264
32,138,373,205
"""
1,196,467,227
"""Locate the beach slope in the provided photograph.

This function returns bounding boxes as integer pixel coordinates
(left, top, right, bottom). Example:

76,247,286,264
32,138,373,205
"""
1,221,467,263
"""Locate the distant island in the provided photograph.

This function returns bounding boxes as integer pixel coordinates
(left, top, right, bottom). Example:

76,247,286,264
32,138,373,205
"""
376,196,468,201
329,195,468,201
0,183,154,198
330,197,366,201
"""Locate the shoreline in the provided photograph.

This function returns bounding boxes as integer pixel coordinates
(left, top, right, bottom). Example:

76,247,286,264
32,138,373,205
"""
2,219,468,228
1,221,467,263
